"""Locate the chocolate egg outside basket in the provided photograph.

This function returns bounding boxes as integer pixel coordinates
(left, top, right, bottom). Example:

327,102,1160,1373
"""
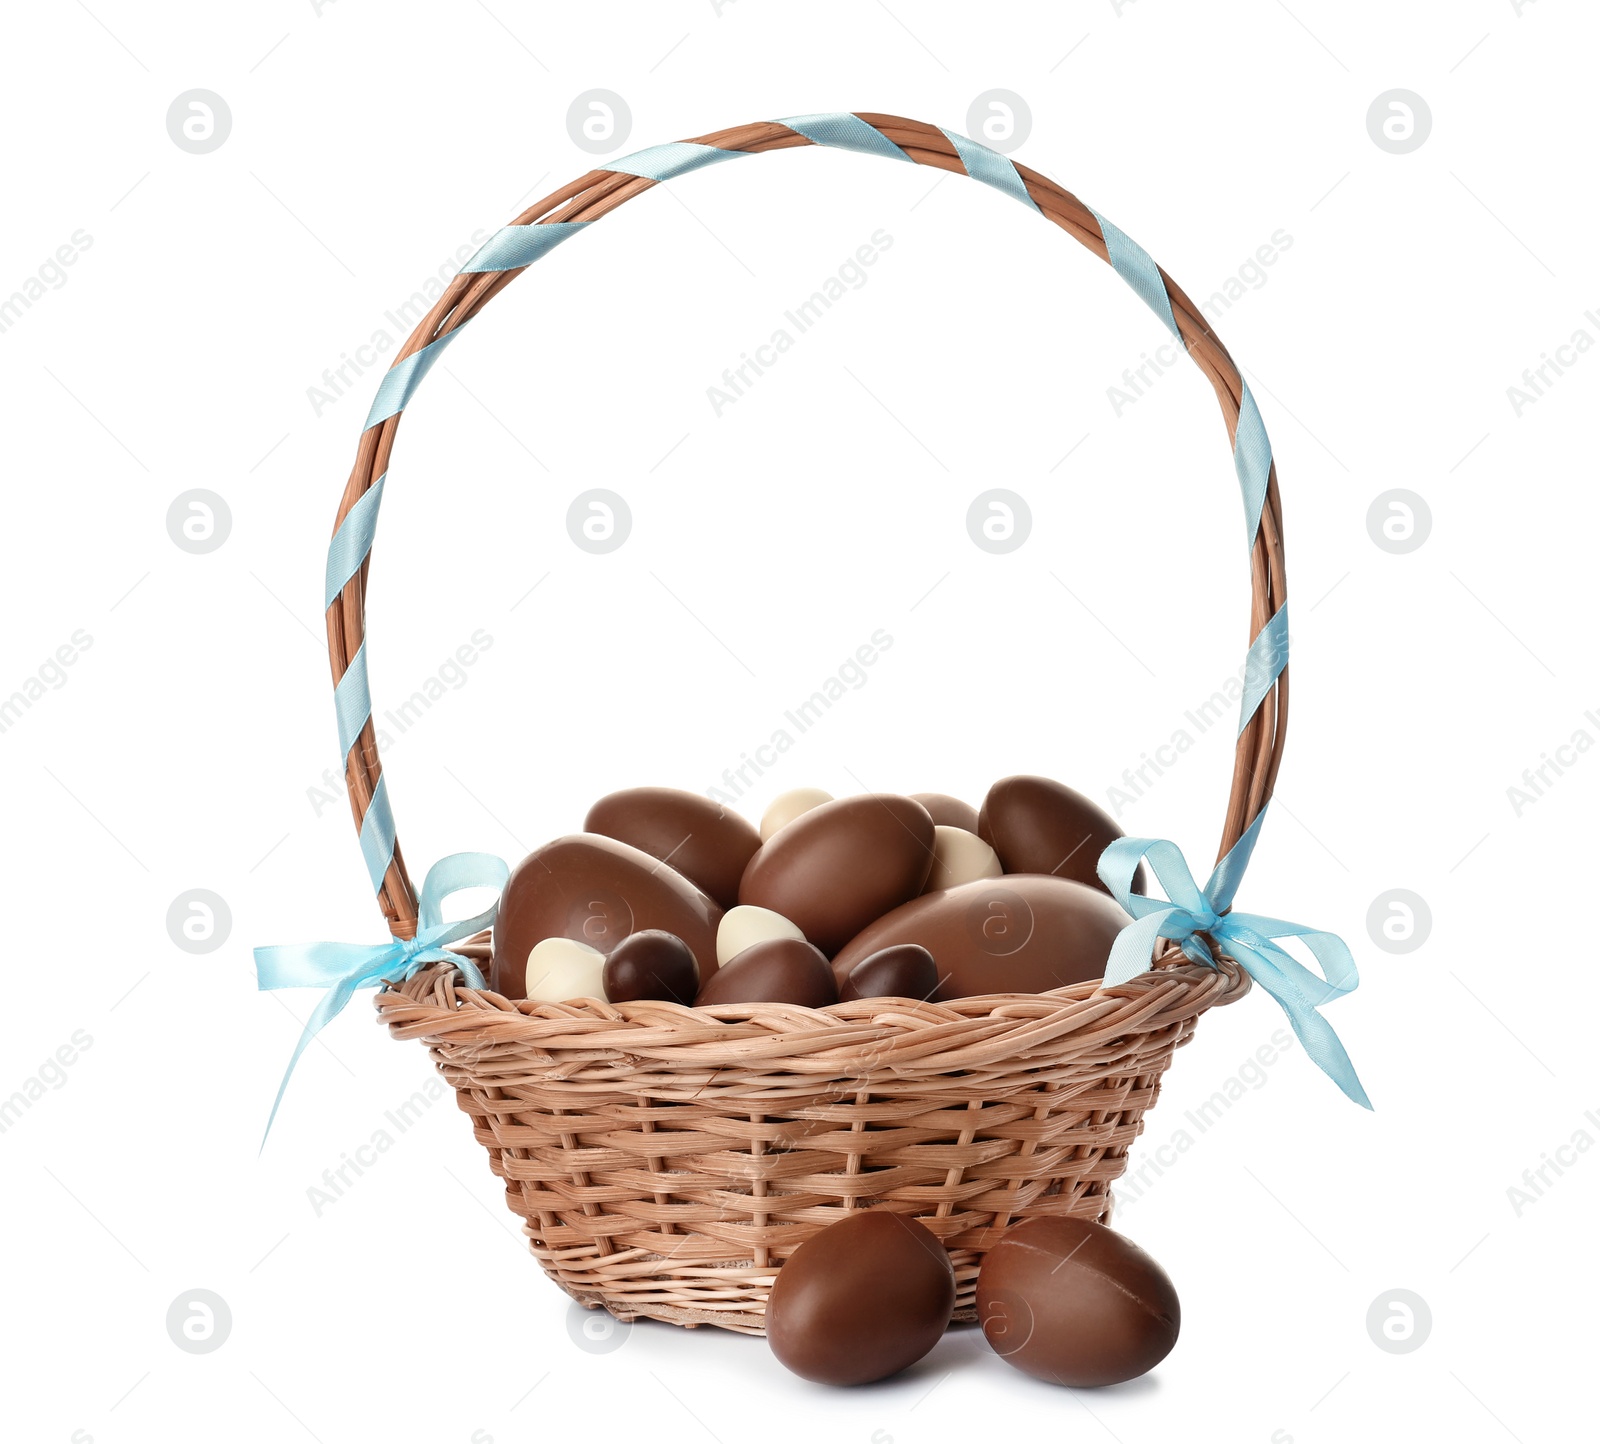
977,1216,1181,1388
766,1211,957,1385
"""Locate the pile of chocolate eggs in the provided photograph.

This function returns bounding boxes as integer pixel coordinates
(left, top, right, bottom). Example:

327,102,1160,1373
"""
766,1210,1181,1390
489,775,1143,1008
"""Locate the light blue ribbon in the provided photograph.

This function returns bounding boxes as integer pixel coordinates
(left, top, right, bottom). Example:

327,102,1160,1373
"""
939,126,1040,211
1097,829,1371,1109
253,852,508,1144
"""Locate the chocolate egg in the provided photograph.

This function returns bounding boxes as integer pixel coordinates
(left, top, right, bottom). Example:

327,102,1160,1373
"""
491,834,722,999
910,792,981,833
584,787,761,910
923,825,1003,893
522,937,608,1003
767,1211,956,1385
716,904,806,966
977,1216,1180,1387
602,929,699,1006
759,787,833,842
840,944,940,1003
831,875,1127,1000
977,775,1143,896
740,795,935,955
695,937,837,1009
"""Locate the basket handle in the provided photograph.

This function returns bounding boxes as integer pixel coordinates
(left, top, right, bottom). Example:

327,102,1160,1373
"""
323,113,1289,940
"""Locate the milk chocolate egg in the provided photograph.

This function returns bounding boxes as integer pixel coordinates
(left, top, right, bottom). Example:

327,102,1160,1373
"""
491,834,722,999
910,792,981,833
694,937,837,1009
978,775,1142,896
740,795,935,955
840,944,940,1003
831,875,1126,1000
522,937,607,1003
923,825,1003,893
717,904,806,966
767,1211,956,1385
602,929,699,1006
977,1216,1180,1387
584,787,761,910
760,787,833,842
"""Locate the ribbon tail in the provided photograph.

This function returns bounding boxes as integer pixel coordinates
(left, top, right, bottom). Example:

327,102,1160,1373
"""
1279,993,1373,1110
1230,937,1373,1110
259,973,364,1152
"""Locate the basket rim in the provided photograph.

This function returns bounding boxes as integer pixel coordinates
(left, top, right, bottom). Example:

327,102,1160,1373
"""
375,953,1251,1078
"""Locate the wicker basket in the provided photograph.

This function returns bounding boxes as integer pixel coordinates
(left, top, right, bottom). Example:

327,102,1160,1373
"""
329,114,1288,1334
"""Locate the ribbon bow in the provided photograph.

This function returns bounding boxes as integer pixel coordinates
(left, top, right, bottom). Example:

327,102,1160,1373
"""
253,851,509,1144
1098,832,1371,1109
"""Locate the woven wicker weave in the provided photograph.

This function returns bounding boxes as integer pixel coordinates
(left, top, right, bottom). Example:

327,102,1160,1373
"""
346,114,1287,1333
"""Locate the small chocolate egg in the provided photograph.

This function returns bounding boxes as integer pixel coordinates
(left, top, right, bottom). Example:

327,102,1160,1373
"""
977,1216,1180,1387
760,787,833,842
767,1211,956,1385
840,944,940,1003
492,834,722,999
910,792,981,833
717,904,806,966
521,937,607,1003
978,775,1142,896
602,929,699,1006
831,875,1127,1000
740,795,935,955
584,787,761,910
923,825,1003,893
694,937,837,1009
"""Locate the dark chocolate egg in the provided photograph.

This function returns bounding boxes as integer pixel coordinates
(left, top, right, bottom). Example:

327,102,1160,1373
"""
602,929,699,1006
977,1216,1180,1387
739,794,935,955
584,786,761,910
767,1211,956,1385
694,937,837,1009
910,792,981,834
840,944,941,1003
831,875,1126,1000
978,775,1143,896
491,834,721,999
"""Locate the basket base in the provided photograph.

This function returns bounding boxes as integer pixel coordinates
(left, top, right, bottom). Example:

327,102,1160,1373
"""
518,1192,1116,1335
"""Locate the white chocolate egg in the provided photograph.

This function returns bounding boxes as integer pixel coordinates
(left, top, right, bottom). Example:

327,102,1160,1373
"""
760,787,834,842
522,937,608,1003
923,826,1003,893
716,904,806,965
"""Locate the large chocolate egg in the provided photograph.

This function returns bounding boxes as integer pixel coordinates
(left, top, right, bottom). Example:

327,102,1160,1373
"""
977,775,1142,896
739,795,935,955
695,937,837,1009
584,787,761,910
910,792,981,833
977,1216,1180,1387
767,1211,956,1385
831,875,1126,1000
491,834,722,999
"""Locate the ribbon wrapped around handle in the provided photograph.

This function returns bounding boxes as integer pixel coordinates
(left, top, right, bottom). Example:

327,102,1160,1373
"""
1097,830,1371,1110
253,851,509,1145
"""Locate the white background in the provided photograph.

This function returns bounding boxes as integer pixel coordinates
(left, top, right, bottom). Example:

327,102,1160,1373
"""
1,1,1592,1440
